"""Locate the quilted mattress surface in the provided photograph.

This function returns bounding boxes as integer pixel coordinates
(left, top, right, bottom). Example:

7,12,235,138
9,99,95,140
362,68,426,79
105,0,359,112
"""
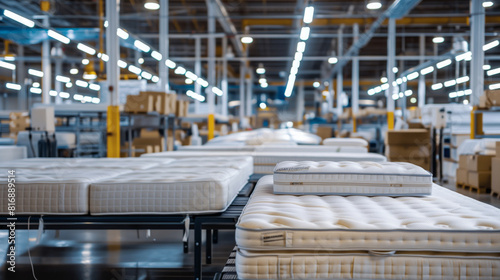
323,137,369,147
236,249,500,280
253,152,386,168
273,161,432,196
90,167,248,215
236,176,500,253
255,146,367,154
0,168,129,215
163,156,253,178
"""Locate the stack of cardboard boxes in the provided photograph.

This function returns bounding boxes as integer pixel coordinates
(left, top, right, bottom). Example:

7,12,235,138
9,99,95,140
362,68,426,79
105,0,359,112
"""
9,112,30,139
385,129,431,171
479,89,500,108
491,142,500,197
456,152,496,193
124,91,189,117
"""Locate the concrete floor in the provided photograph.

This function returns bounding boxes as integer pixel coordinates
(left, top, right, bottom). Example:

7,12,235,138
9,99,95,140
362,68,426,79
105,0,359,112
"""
1,179,499,280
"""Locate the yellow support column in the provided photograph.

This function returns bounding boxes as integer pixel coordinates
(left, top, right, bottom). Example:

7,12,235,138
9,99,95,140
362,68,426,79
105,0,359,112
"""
208,113,215,141
107,105,120,158
352,116,357,133
387,111,394,130
470,107,483,139
470,107,475,139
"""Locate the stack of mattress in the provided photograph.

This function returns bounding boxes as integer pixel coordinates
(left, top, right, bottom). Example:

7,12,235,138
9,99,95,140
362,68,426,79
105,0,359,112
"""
322,137,369,153
235,162,500,279
0,156,252,216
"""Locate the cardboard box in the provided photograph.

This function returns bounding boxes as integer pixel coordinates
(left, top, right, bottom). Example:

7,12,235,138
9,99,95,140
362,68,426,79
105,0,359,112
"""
124,94,154,113
479,95,491,109
492,158,500,194
467,154,494,171
388,157,430,171
139,91,176,115
317,126,333,140
485,89,500,106
176,100,189,117
385,144,430,158
456,168,468,185
468,171,491,189
497,142,500,157
459,155,468,168
384,129,430,145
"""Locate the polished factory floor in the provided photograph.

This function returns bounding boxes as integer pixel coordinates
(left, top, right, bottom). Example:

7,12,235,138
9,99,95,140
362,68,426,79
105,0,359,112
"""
1,179,499,280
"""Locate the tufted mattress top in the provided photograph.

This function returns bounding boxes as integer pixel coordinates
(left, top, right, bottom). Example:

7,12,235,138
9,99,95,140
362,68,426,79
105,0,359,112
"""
273,161,432,196
323,138,369,147
236,175,500,253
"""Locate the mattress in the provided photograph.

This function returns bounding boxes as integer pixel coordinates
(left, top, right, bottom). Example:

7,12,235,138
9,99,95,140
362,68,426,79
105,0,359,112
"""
323,137,368,147
164,156,254,178
255,146,368,154
235,175,500,253
141,151,254,159
0,146,27,161
0,168,128,215
273,161,432,196
236,249,500,280
89,167,249,215
177,146,256,152
56,157,174,170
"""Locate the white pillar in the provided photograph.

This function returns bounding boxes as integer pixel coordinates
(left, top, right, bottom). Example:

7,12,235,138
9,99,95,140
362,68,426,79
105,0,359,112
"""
418,34,426,108
42,16,51,104
470,0,484,106
336,29,343,117
296,82,305,122
54,43,63,104
351,24,359,115
387,18,396,115
159,0,169,92
194,37,201,113
221,36,228,117
106,0,120,105
207,2,216,114
17,45,27,110
239,62,245,121
246,67,252,117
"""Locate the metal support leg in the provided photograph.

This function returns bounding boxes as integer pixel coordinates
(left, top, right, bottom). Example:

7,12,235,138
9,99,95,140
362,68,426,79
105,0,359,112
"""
194,220,203,280
206,229,212,264
213,229,218,244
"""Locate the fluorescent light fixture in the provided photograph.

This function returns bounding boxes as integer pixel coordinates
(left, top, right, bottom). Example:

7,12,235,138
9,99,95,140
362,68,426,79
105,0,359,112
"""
489,83,500,90
92,97,100,104
432,36,445,44
457,90,465,97
410,97,417,103
483,1,494,8
144,0,160,10
328,57,338,64
59,92,70,99
241,36,253,44
66,82,72,88
396,78,403,84
449,92,457,98
256,67,265,74
97,53,109,62
70,68,79,75
483,40,499,51
366,0,382,10
104,20,108,28
32,82,40,87
290,67,298,75
487,67,500,76
294,52,303,61
374,86,382,93
186,90,205,102
76,80,89,88
367,89,375,95
405,90,413,96
4,55,14,61
444,79,457,87
165,59,176,69
380,77,388,83
151,51,162,61
28,69,43,77
455,51,471,62
299,27,310,41
56,75,71,83
134,40,151,52
48,30,70,44
313,81,320,88
141,71,152,80
77,43,96,55
393,67,398,73
436,59,452,69
82,59,89,65
89,84,101,91
117,60,127,68
399,92,403,98
261,83,268,88
303,6,314,24
259,102,267,109
392,81,397,86
297,41,306,53
0,61,15,71
83,96,92,102
117,28,129,40
73,94,83,101
456,76,470,84
138,58,144,64
174,66,186,75
259,78,267,84
407,72,419,81
49,90,58,96
464,89,472,95
212,87,223,96
30,87,42,94
402,77,407,82
83,72,97,80
463,99,469,104
292,60,300,68
185,78,193,84
381,83,389,90
483,65,491,70
128,65,142,75
420,66,434,75
150,76,159,83
185,71,198,81
392,93,399,100
196,78,209,87
3,10,34,28
431,83,443,90
5,83,21,90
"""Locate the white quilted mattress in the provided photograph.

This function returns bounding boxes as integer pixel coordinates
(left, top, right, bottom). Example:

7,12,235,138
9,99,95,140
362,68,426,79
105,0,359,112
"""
236,249,500,280
255,145,368,154
0,168,129,215
89,167,249,215
273,161,432,196
323,137,369,147
0,146,27,161
236,176,500,253
163,156,253,178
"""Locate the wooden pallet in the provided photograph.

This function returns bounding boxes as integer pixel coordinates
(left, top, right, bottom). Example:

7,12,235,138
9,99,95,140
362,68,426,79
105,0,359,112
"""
456,182,490,194
491,191,500,199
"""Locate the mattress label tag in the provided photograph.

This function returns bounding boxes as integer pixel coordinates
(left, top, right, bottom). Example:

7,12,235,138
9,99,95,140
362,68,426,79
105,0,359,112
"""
390,184,403,187
275,165,310,172
290,182,303,185
262,231,285,245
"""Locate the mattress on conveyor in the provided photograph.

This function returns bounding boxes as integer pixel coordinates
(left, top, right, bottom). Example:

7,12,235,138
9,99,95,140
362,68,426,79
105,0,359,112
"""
255,145,367,154
89,167,249,215
273,161,432,196
56,157,174,170
235,175,500,253
323,137,369,147
164,156,253,179
141,151,253,159
236,249,500,280
0,168,129,215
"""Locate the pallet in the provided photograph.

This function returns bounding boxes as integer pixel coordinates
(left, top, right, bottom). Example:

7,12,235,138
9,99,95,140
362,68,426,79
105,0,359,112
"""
491,191,500,199
456,182,490,194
